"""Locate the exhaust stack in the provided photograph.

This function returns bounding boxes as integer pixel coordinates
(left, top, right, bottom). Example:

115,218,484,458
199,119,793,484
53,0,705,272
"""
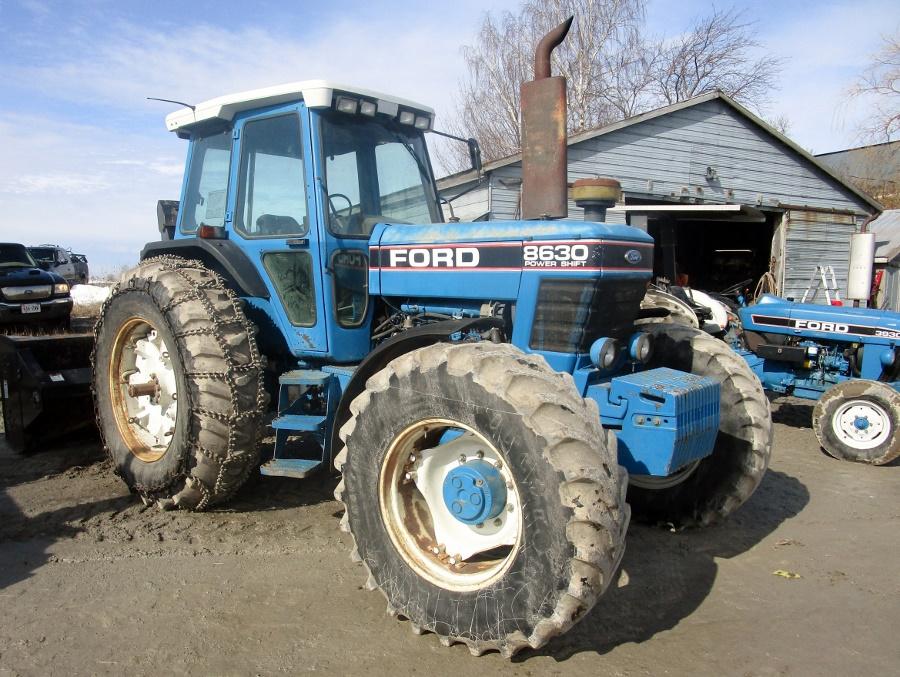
520,16,573,220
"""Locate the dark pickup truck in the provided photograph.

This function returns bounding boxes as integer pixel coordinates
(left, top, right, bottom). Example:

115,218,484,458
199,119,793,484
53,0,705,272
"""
0,242,73,329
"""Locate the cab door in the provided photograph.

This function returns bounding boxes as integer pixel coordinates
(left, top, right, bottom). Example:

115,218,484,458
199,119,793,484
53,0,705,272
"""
228,103,328,355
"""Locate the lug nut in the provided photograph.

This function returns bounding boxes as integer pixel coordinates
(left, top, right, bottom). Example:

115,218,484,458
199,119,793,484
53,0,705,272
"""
458,455,467,464
493,518,502,527
476,450,484,459
475,479,484,487
475,522,484,529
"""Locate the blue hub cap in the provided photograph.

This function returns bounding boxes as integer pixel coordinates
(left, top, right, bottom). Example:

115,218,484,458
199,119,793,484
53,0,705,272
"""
854,416,870,431
442,459,507,525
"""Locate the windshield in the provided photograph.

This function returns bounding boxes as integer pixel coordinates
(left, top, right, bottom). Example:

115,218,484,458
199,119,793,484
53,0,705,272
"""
28,247,56,262
0,244,37,268
320,111,441,237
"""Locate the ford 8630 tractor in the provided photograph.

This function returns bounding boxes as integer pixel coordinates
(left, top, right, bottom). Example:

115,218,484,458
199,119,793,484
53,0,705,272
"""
93,19,772,657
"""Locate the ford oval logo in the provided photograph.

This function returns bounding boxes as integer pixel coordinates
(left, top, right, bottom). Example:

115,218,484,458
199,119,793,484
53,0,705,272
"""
624,249,642,265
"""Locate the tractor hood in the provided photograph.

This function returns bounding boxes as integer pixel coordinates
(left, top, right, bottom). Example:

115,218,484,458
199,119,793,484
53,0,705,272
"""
741,294,900,344
368,220,654,300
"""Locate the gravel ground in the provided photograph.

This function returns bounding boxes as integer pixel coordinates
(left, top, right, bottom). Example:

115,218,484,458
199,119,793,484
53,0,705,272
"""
0,398,897,676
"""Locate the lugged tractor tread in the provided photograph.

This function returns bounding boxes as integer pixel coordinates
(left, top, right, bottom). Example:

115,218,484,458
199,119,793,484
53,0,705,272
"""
333,342,630,657
91,256,267,510
646,324,772,526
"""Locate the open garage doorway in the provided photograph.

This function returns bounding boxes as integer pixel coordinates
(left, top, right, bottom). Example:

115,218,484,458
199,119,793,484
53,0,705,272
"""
620,205,779,295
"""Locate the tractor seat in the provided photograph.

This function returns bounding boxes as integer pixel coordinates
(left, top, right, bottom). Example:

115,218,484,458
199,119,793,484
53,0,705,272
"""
255,214,307,236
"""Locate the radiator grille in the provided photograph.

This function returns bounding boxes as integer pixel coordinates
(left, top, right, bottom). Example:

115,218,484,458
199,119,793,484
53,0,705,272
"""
2,285,52,301
529,279,646,353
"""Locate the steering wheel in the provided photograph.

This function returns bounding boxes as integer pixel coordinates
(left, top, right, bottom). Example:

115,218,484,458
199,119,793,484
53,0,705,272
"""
327,193,355,232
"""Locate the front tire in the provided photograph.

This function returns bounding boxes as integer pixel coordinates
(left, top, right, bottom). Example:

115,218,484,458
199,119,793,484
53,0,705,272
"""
813,380,900,465
628,325,773,526
334,342,629,657
92,257,267,510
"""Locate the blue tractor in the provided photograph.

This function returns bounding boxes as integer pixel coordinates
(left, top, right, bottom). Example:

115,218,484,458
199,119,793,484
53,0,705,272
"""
92,20,771,657
737,295,900,465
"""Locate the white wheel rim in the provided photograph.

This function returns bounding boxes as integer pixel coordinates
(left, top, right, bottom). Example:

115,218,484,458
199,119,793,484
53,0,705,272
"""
109,318,178,462
832,399,890,450
629,459,701,490
378,418,523,592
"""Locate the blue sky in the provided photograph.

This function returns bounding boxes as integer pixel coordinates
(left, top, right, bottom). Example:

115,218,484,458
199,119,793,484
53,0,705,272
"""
0,0,897,273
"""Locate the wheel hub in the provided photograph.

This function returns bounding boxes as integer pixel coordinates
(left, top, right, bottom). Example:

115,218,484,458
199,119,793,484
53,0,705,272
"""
833,399,889,450
378,419,522,591
442,460,507,525
109,318,178,462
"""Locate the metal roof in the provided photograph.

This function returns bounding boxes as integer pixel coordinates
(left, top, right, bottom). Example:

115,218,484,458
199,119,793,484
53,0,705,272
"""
165,79,435,134
870,209,900,262
437,91,883,212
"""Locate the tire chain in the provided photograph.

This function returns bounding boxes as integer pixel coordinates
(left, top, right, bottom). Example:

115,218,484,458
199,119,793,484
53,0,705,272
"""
91,256,268,510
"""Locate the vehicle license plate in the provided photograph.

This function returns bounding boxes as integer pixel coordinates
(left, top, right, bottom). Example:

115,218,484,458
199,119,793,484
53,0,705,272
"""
21,303,41,314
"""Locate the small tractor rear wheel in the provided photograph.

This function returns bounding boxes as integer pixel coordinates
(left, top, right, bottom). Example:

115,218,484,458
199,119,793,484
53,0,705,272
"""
335,342,629,657
92,257,267,510
813,380,900,465
628,324,773,527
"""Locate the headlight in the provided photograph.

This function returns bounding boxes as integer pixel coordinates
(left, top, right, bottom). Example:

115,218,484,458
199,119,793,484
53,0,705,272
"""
629,332,653,363
589,337,619,370
54,282,69,295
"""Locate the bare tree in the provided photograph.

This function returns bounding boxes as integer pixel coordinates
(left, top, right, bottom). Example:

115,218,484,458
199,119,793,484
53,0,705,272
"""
649,9,782,110
439,2,783,173
850,33,900,142
438,0,648,172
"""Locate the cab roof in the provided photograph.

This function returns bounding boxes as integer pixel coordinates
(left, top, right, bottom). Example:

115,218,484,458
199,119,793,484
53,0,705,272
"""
165,79,435,136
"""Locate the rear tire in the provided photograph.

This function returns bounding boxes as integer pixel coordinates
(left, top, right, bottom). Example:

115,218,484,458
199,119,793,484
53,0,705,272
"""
813,380,900,465
92,257,266,510
628,325,773,526
334,342,629,657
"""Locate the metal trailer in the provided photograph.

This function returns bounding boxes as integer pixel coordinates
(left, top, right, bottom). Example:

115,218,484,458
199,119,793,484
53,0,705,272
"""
0,333,95,453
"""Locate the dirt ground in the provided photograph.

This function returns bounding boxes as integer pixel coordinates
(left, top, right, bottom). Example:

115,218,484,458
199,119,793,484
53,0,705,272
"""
1,398,897,677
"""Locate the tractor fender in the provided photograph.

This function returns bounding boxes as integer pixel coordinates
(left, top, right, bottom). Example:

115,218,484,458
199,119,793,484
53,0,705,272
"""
328,317,504,464
141,239,269,299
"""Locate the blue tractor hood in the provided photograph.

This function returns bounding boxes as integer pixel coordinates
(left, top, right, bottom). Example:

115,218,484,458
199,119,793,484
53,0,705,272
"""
740,294,900,344
368,219,655,300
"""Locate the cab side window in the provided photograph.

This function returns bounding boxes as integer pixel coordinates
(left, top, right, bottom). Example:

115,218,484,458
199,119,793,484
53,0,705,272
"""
235,114,308,238
181,129,232,233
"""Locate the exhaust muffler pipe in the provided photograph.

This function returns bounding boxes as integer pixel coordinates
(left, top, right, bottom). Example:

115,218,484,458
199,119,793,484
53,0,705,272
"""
520,16,573,220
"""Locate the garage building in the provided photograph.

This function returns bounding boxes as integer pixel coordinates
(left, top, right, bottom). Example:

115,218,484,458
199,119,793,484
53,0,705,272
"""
437,91,881,303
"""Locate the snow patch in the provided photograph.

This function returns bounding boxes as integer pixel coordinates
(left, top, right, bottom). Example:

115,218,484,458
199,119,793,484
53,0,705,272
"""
71,284,111,306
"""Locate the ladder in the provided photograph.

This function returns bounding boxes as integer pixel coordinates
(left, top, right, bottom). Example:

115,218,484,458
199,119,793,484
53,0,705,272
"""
801,265,842,305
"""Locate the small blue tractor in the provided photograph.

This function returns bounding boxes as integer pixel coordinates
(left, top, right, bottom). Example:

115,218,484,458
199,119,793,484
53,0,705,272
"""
737,295,900,465
93,19,772,657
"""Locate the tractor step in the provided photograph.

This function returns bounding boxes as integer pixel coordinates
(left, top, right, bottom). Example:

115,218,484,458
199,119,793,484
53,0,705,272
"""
279,369,330,386
259,458,322,479
271,414,326,432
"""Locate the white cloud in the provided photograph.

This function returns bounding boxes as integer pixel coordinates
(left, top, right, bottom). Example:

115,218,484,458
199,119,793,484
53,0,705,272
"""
7,18,471,126
2,172,111,194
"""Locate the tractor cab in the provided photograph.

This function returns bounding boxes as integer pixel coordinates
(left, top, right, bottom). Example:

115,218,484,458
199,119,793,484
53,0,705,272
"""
164,81,443,361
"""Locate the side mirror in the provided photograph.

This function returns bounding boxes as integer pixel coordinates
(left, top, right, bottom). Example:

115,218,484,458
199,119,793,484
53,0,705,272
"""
467,138,482,174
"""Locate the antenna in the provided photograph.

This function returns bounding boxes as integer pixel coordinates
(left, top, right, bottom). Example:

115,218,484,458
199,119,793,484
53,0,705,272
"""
146,97,195,110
